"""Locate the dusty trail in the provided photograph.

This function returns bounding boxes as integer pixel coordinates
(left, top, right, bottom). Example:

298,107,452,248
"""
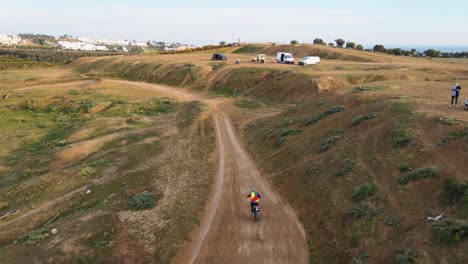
103,80,308,263
183,111,308,263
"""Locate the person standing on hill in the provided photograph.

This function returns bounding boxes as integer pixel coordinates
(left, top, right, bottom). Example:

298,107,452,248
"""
451,82,461,107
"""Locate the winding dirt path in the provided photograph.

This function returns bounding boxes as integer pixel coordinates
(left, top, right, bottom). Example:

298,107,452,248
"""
105,80,309,263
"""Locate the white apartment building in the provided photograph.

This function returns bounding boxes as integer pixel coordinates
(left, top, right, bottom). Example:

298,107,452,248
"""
0,34,22,45
58,41,109,51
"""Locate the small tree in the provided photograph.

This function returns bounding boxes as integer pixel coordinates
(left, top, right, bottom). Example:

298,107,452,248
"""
219,41,226,47
346,42,356,49
356,44,363,51
335,38,345,48
392,48,403,56
424,49,440,57
328,43,334,47
290,40,299,45
313,38,325,45
373,44,386,53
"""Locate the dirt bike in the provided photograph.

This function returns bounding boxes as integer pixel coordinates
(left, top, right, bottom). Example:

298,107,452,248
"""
252,204,260,222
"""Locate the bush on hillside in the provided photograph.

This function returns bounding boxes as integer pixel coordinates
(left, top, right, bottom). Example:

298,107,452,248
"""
336,159,356,177
128,192,158,211
354,86,386,93
352,182,377,201
235,99,261,109
442,178,467,205
313,38,326,45
391,116,415,148
437,116,457,126
290,40,299,45
335,38,345,48
349,201,381,219
306,106,345,125
396,161,411,172
384,215,402,227
352,112,377,126
432,218,468,245
346,42,356,49
397,166,439,185
351,251,369,264
395,248,417,264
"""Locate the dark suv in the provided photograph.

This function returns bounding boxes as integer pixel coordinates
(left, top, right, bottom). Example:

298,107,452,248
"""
211,53,227,61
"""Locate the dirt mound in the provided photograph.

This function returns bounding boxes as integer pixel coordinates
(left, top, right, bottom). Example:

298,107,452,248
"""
73,58,202,87
210,67,343,103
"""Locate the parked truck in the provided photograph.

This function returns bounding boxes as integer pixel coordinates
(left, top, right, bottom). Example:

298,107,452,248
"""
276,52,295,64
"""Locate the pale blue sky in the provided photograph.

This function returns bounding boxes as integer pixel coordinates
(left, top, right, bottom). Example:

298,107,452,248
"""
0,0,467,46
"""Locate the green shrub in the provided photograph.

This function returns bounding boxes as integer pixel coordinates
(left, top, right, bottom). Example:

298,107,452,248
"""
336,159,357,177
92,238,109,250
354,86,386,93
432,219,468,245
397,166,439,185
391,128,414,148
384,215,402,227
351,251,369,264
280,129,303,137
391,116,415,148
437,116,456,126
447,127,468,141
352,182,377,201
138,97,178,115
302,164,320,183
352,112,377,126
235,99,261,108
396,161,410,172
442,178,467,204
210,62,227,71
128,192,158,211
350,201,381,219
306,106,345,125
275,136,287,147
396,248,417,264
318,136,339,152
18,228,49,244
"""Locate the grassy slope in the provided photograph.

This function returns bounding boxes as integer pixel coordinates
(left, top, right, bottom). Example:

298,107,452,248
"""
0,74,216,263
243,89,468,263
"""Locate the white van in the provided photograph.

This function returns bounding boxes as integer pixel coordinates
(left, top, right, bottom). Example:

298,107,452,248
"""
276,52,295,64
298,56,320,66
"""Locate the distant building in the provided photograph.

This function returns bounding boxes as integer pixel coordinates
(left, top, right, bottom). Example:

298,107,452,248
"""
58,41,109,51
0,34,22,45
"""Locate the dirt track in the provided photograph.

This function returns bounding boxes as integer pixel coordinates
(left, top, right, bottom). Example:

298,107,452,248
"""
106,80,309,263
1,79,308,262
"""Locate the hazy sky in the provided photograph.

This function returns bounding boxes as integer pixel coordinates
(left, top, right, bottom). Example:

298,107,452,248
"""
1,0,467,46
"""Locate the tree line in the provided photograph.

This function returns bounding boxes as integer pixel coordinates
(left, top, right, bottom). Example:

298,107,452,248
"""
289,39,467,58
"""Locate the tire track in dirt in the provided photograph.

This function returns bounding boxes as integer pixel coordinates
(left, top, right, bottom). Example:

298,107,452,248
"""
182,111,308,263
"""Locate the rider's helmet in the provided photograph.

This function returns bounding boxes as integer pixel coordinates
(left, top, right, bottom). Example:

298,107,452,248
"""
251,187,256,193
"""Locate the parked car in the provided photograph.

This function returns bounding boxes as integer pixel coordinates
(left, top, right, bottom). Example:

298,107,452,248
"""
276,52,295,64
211,53,227,61
298,56,320,66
